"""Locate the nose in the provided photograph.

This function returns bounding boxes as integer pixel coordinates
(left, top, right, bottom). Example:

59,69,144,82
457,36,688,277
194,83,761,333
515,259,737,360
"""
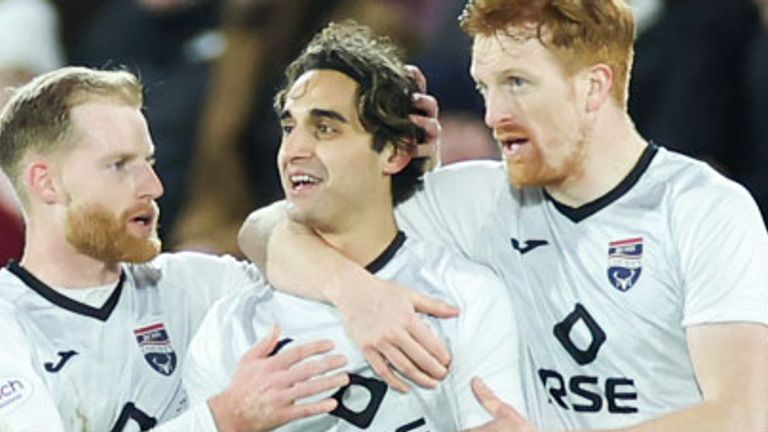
279,126,315,162
140,162,164,200
483,89,517,130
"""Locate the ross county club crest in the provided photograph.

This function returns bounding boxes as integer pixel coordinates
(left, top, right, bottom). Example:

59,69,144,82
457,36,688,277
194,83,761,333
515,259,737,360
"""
607,237,643,292
134,323,177,376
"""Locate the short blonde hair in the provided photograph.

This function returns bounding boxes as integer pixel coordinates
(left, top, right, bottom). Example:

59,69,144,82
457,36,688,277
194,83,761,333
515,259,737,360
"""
0,66,142,198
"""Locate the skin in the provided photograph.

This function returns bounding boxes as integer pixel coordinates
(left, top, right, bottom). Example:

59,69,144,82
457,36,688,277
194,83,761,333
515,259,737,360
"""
470,31,646,206
464,29,768,432
15,97,349,432
21,99,163,287
278,69,402,262
239,24,768,432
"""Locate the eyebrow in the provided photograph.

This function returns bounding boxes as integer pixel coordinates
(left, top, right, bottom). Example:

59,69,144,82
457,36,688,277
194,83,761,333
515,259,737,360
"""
279,108,349,124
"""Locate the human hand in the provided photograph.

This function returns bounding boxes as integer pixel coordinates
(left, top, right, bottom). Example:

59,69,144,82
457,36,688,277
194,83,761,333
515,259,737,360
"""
334,278,459,393
405,65,441,167
209,327,350,432
465,378,538,432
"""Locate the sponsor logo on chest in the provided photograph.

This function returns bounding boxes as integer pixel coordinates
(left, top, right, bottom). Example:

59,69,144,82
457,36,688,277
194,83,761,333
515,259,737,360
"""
134,323,177,376
0,377,32,412
607,237,643,292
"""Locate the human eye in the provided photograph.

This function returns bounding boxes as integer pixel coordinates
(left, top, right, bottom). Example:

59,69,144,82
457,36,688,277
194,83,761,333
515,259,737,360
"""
316,122,337,138
110,158,128,171
280,123,294,135
507,76,528,91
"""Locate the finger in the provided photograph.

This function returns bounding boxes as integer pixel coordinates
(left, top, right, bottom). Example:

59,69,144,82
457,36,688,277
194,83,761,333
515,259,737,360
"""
279,354,348,387
410,291,459,318
409,115,441,145
412,93,438,118
407,318,452,372
280,398,339,424
286,371,350,402
270,339,336,370
380,342,439,388
364,347,410,393
243,325,282,361
405,64,427,92
471,377,520,420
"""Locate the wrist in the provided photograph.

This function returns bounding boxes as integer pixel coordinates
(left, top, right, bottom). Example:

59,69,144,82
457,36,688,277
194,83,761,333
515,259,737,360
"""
323,260,373,309
208,393,242,432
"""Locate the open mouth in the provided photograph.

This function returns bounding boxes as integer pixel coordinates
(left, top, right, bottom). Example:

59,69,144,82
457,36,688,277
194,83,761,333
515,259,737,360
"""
127,209,157,231
289,174,321,191
500,137,529,151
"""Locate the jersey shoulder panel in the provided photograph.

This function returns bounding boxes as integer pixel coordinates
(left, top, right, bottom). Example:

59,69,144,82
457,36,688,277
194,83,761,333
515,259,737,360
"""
0,268,30,304
141,252,265,305
651,149,768,325
396,160,515,258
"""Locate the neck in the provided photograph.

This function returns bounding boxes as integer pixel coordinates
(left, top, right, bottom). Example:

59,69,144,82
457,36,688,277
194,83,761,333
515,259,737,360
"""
545,107,648,207
20,219,121,288
316,208,400,269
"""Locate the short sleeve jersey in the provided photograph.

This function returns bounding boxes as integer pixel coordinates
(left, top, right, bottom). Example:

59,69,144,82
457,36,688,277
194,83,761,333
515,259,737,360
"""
0,252,262,432
395,145,768,430
184,233,524,431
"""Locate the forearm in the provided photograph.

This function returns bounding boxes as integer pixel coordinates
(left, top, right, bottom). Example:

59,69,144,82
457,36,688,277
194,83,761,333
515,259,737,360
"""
238,200,287,272
239,201,363,304
266,218,370,304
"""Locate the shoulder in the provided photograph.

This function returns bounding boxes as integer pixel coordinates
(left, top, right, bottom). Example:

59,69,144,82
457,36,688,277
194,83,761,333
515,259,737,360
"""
402,238,508,303
422,160,509,199
0,268,27,304
653,148,753,203
0,296,32,350
149,251,244,272
653,148,761,223
139,252,264,286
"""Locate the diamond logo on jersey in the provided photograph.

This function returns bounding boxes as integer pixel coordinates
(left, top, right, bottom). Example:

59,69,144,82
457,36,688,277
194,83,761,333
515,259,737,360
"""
134,323,177,376
607,237,643,291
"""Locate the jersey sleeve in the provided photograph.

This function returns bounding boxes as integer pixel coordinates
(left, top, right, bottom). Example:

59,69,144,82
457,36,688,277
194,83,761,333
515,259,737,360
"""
674,176,768,326
443,260,526,428
182,296,233,405
395,160,507,260
0,307,66,432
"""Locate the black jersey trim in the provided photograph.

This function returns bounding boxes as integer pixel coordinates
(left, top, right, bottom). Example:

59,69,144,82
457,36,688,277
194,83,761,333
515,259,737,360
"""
365,231,406,274
545,143,659,223
6,261,125,321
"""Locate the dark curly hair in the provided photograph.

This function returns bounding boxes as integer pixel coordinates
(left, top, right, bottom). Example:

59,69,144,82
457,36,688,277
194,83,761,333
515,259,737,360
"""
275,21,426,205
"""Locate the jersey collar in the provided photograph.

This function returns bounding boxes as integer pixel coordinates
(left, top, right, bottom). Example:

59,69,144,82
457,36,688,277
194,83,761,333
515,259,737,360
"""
6,261,125,321
365,231,407,274
544,143,659,223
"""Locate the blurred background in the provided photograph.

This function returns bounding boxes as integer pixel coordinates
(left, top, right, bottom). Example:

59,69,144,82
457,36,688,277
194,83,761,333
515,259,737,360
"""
1,0,766,260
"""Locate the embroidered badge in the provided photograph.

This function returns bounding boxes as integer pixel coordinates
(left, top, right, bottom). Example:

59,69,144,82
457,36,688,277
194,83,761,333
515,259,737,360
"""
134,323,177,376
607,237,643,292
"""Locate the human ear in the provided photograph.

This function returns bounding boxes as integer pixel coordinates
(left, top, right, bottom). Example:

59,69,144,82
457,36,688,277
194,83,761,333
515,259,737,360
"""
25,161,61,205
382,145,413,175
585,63,614,112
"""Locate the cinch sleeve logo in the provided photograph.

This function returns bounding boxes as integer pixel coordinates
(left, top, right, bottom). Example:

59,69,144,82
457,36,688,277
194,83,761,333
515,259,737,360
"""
0,377,33,412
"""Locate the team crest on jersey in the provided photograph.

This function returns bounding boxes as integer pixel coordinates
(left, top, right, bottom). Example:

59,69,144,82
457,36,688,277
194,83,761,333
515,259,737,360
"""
607,237,643,292
134,323,177,376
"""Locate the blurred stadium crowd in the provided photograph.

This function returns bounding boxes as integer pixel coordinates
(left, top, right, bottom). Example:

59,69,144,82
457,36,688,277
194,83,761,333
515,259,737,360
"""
1,0,767,261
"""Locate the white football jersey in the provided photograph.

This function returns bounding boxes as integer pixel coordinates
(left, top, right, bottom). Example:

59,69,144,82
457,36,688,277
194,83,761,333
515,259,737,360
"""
0,252,262,432
184,232,524,431
396,145,768,430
